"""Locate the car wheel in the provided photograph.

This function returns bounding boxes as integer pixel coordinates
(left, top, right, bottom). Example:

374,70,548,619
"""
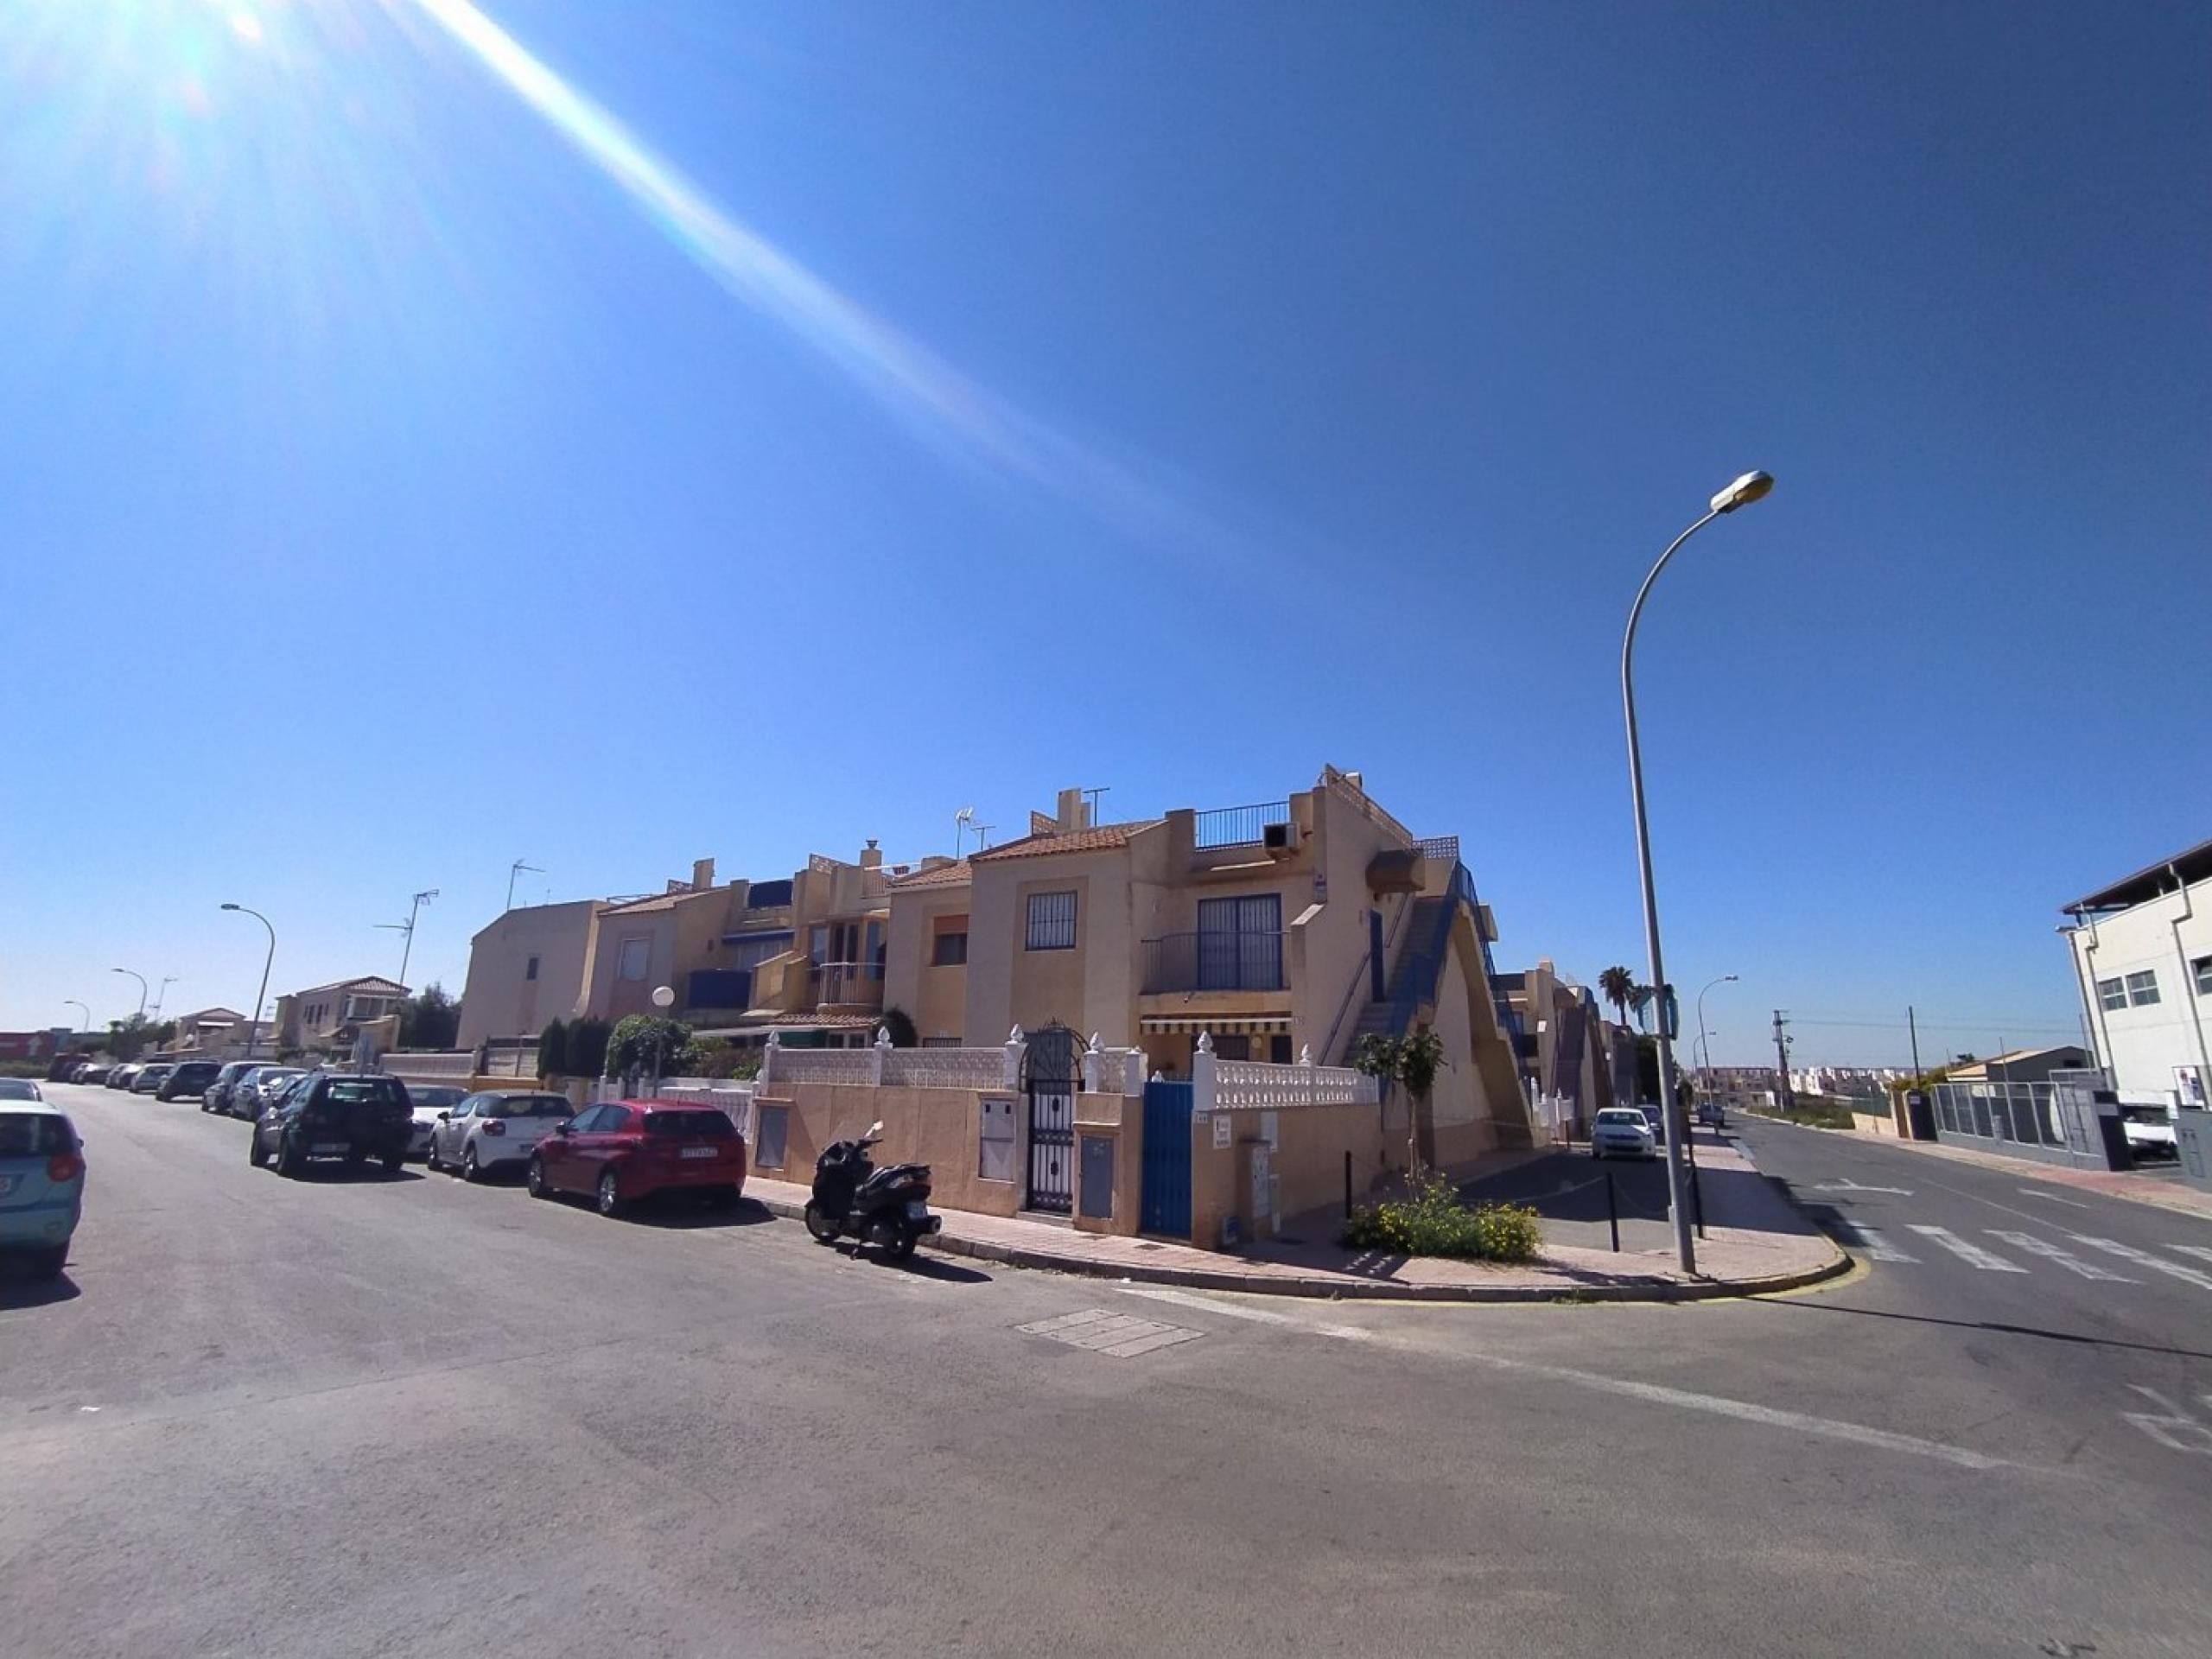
804,1202,839,1244
248,1131,269,1169
424,1142,441,1173
461,1147,480,1184
30,1244,67,1281
276,1138,303,1179
596,1167,625,1218
715,1184,744,1211
526,1157,551,1200
383,1153,404,1177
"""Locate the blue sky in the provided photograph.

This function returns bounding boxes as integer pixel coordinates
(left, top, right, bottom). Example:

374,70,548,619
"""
3,0,2206,1066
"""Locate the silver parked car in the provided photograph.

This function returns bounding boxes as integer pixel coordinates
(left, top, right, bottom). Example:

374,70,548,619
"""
231,1066,305,1120
404,1087,468,1160
426,1091,575,1182
1591,1106,1657,1160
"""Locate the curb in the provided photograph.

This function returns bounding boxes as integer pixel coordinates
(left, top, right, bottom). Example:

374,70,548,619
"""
753,1194,1853,1306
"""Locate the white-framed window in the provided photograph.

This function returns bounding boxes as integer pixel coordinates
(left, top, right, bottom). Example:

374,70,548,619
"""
1025,890,1077,950
2124,969,2160,1007
2195,956,2212,997
2096,976,2127,1012
616,937,652,982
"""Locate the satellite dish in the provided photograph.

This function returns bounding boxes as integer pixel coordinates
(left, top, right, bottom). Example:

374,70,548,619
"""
651,985,676,1010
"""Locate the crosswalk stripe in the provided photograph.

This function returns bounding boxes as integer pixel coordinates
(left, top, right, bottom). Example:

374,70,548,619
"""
1986,1230,2137,1281
2071,1236,2212,1292
1906,1225,2026,1272
1834,1221,1916,1262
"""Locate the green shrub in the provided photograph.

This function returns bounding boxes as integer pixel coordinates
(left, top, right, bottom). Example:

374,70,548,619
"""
1341,1173,1542,1263
537,1019,570,1079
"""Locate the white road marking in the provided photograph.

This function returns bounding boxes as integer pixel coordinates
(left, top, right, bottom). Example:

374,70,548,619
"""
1502,1359,2016,1470
1813,1179,1915,1196
1121,1286,1297,1324
1907,1224,2027,1272
2166,1244,2212,1266
2121,1386,2212,1454
2071,1236,2212,1292
2017,1188,2093,1210
1986,1230,2138,1282
1833,1221,1917,1262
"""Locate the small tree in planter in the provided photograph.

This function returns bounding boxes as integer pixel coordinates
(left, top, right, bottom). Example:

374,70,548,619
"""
880,1007,918,1049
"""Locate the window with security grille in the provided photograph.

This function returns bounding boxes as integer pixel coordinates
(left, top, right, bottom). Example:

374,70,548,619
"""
1025,890,1077,950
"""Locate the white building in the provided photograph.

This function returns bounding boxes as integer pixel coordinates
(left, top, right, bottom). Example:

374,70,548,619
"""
2062,838,2212,1110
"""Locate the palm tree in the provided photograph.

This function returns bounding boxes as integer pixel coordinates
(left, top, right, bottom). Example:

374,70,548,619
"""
1598,965,1636,1025
1627,984,1655,1031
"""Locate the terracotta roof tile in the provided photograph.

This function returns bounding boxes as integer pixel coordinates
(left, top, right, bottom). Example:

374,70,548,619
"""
969,820,1160,862
889,861,972,890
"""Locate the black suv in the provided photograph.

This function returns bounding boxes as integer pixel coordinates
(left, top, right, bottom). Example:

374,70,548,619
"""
249,1072,414,1177
157,1060,225,1102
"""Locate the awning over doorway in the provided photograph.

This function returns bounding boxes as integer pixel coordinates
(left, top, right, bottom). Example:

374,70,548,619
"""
1138,1013,1292,1034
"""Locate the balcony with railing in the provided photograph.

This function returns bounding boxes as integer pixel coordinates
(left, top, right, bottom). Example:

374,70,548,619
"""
810,960,886,1010
1141,931,1287,995
1192,800,1292,850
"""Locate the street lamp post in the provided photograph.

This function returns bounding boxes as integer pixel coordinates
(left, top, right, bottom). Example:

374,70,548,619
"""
1694,974,1738,1090
111,968,149,1020
64,1000,91,1033
1622,470,1774,1276
151,976,179,1020
221,904,277,1059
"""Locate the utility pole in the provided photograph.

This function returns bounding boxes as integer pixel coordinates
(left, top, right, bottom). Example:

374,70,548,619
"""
1771,1009,1794,1108
1908,1004,1923,1077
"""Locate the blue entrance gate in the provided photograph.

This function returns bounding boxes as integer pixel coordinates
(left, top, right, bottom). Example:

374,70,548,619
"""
1141,1079,1194,1238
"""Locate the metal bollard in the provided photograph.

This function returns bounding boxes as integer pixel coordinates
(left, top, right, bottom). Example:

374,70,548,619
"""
1606,1168,1620,1252
1691,1161,1705,1240
1344,1149,1354,1218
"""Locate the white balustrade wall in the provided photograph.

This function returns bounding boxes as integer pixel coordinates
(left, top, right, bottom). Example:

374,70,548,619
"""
881,1047,1011,1090
1193,1040,1379,1114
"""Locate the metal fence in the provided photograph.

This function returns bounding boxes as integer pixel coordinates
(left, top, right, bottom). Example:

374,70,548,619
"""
1194,801,1290,849
1931,1081,2066,1150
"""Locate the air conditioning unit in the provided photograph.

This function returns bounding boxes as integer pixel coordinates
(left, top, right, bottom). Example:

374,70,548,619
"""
1262,820,1297,852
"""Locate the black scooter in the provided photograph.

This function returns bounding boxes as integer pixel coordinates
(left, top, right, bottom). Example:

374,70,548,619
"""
804,1120,942,1262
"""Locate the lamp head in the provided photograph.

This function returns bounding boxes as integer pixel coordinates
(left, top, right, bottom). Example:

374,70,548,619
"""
1710,470,1775,514
221,903,240,912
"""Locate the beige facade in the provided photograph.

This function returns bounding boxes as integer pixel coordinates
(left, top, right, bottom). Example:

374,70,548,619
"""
1502,962,1621,1128
951,771,1530,1155
456,899,604,1048
270,976,409,1054
881,860,972,1044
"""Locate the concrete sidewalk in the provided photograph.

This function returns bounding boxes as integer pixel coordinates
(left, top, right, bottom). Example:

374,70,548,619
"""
743,1131,1847,1303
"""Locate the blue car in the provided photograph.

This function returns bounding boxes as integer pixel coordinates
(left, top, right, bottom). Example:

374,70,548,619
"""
0,1098,85,1279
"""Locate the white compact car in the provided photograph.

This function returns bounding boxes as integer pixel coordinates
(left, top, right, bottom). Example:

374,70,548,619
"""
1591,1106,1657,1160
426,1091,575,1181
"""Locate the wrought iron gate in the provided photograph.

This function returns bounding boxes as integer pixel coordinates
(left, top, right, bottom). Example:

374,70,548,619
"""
1141,1078,1193,1238
1023,1024,1079,1214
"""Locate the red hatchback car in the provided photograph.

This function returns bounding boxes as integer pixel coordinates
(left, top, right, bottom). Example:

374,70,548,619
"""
527,1100,747,1217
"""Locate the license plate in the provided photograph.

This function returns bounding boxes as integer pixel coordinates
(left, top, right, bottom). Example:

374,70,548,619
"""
679,1146,717,1160
905,1199,929,1219
311,1142,346,1155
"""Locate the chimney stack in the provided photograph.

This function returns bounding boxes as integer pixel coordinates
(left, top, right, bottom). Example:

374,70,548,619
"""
860,839,882,871
692,857,715,891
1055,787,1090,831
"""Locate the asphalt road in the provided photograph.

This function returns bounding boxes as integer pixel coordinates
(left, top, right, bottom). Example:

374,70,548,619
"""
6,1084,2211,1657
